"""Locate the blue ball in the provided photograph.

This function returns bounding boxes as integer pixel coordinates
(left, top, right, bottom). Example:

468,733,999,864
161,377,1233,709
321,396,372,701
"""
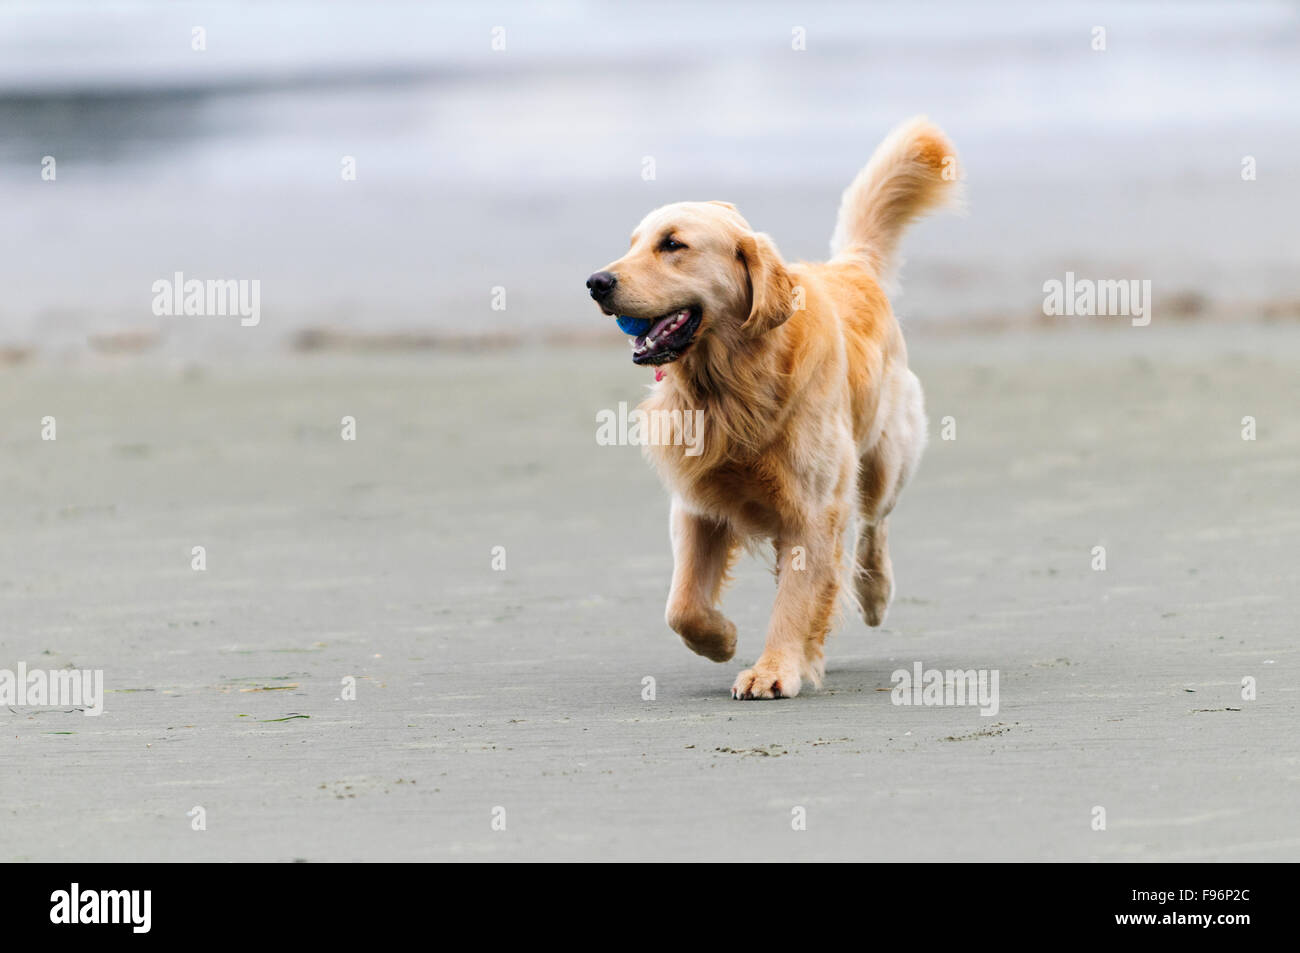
616,315,653,337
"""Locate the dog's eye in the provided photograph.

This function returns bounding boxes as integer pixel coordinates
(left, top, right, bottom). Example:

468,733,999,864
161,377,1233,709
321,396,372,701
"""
659,237,687,252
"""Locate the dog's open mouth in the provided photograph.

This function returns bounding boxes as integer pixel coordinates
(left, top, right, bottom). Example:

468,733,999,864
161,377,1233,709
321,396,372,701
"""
629,307,702,365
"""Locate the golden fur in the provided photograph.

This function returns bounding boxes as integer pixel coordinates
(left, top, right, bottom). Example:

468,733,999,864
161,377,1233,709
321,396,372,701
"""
592,117,961,699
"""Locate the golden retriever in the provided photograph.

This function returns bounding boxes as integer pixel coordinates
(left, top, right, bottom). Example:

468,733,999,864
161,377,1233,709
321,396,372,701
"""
587,117,961,699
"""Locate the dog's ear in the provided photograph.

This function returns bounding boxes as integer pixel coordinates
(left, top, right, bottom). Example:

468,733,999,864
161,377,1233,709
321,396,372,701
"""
708,200,737,211
738,231,794,336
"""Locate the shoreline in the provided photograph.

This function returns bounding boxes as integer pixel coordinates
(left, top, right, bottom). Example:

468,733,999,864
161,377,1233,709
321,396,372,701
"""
3,300,1300,368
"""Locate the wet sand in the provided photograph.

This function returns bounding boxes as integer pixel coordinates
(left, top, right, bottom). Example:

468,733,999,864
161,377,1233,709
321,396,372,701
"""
2,319,1298,861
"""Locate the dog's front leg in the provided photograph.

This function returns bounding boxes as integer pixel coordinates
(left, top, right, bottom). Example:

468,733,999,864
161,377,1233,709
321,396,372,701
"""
731,515,843,700
665,496,738,662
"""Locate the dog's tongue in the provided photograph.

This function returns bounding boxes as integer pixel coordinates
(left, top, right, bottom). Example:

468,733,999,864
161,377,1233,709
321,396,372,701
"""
647,312,678,340
654,368,664,382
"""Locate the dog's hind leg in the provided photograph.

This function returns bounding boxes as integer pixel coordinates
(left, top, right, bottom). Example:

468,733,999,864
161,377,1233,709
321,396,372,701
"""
854,515,894,627
855,368,926,626
665,496,739,662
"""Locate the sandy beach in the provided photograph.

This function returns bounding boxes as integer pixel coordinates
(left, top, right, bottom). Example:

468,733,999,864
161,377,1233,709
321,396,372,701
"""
3,318,1297,862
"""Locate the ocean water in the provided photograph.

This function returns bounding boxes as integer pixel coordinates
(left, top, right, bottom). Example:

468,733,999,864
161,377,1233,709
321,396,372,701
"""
1,0,1297,355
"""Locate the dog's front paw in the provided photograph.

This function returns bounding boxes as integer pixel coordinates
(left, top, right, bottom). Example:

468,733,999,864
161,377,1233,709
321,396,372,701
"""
668,607,737,662
731,656,802,700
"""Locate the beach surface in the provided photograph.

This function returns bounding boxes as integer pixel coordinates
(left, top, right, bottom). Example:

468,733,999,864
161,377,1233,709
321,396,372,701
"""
3,319,1297,862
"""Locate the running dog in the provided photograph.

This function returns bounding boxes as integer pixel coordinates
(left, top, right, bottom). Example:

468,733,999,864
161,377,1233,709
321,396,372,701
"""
586,117,961,699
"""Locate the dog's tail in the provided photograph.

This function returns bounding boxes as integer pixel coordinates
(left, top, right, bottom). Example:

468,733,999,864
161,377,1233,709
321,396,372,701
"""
829,116,962,287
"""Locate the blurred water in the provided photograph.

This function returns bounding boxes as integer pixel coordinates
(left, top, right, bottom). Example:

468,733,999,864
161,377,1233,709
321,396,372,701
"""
1,0,1298,355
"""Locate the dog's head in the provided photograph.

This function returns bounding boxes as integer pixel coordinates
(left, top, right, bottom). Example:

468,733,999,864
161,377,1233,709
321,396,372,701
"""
587,201,793,367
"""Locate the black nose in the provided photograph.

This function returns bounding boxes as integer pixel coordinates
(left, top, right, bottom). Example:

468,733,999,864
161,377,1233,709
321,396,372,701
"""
586,271,617,299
